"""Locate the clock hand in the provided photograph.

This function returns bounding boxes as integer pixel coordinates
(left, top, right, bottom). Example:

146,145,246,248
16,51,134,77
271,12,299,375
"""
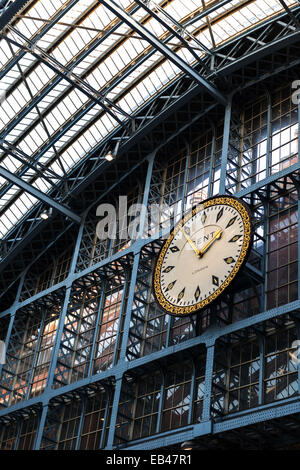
199,229,223,257
180,228,201,258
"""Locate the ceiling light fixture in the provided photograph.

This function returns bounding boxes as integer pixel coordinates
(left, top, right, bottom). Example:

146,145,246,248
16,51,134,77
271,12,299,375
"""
105,150,114,162
181,440,196,451
40,208,53,220
101,139,121,162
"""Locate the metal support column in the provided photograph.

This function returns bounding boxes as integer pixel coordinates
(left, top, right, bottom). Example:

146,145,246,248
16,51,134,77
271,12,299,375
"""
258,334,265,405
188,358,196,425
69,219,85,277
265,89,272,178
202,342,215,422
87,280,107,376
33,404,48,450
219,98,232,195
119,151,157,360
155,367,165,434
0,311,15,380
208,123,216,198
74,395,86,450
45,286,72,389
99,386,112,449
25,307,46,400
105,376,122,449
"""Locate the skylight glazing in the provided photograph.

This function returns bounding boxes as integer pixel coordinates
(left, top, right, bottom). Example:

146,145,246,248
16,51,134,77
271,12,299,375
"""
0,0,297,238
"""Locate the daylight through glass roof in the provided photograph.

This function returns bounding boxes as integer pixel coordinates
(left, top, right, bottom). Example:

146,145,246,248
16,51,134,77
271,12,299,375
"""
0,0,297,237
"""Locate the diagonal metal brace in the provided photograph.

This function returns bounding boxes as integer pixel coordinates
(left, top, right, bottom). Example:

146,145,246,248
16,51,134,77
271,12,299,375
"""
0,165,81,224
100,0,227,106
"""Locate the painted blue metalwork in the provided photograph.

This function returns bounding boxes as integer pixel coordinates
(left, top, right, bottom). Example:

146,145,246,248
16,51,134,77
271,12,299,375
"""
119,253,140,362
0,312,14,390
105,376,122,450
99,386,111,449
25,307,45,401
0,0,80,79
202,344,215,423
33,405,48,450
0,0,28,32
74,395,86,451
87,280,107,377
294,317,300,404
258,334,264,406
2,2,300,452
155,367,165,435
219,98,232,195
13,417,21,450
0,3,299,241
0,165,81,223
45,287,70,390
207,122,216,198
112,274,128,367
114,394,300,450
2,18,300,278
100,0,227,106
265,89,272,178
188,359,196,425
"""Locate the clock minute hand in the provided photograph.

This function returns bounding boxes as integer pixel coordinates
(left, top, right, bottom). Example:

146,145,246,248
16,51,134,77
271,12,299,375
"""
199,229,223,257
181,228,200,258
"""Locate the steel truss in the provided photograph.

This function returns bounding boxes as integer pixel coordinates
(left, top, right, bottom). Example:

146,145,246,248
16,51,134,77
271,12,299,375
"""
0,3,300,298
0,129,300,448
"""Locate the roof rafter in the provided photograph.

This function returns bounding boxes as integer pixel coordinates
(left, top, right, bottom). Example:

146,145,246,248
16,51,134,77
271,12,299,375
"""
0,165,81,224
0,140,64,190
4,25,133,125
100,0,228,106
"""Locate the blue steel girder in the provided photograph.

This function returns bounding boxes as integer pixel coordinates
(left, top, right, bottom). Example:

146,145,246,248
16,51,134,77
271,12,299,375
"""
1,291,300,448
1,0,298,188
0,4,300,298
0,165,81,223
133,0,213,66
0,139,64,189
0,0,297,215
0,0,86,80
3,26,131,124
0,0,223,195
0,0,29,32
100,0,227,106
0,0,242,151
0,80,288,294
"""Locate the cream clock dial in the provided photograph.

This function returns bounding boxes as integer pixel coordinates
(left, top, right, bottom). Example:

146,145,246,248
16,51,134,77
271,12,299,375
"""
153,196,252,316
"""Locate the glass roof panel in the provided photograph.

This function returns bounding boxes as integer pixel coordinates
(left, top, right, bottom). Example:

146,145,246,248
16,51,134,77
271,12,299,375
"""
0,0,297,239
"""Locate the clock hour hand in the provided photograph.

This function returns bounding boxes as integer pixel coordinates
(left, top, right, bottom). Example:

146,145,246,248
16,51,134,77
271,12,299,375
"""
180,228,201,258
198,229,223,257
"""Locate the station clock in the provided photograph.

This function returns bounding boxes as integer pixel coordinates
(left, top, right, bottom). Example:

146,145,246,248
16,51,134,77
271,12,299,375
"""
153,196,252,316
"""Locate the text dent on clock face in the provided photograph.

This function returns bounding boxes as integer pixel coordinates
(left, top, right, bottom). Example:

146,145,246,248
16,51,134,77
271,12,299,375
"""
160,204,245,308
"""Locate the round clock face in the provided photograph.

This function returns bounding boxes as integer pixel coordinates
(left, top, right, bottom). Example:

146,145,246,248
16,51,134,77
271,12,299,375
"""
153,196,252,316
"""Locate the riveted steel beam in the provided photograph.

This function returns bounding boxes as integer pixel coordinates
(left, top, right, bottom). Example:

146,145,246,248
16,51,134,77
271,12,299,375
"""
100,0,227,106
0,166,81,224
